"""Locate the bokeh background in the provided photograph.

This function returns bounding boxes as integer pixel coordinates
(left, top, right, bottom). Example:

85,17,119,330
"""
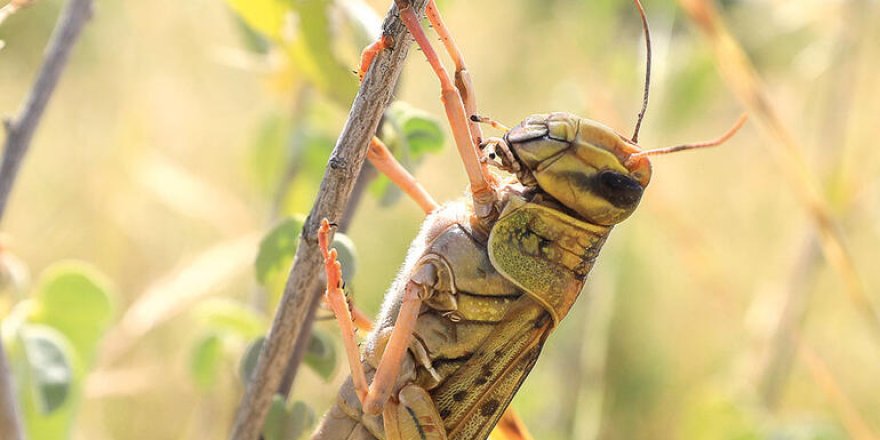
1,0,879,438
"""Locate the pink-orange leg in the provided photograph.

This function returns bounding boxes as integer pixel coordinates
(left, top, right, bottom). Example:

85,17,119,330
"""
358,34,394,80
424,0,483,151
368,137,439,214
319,219,425,415
358,34,440,215
319,220,370,401
493,408,535,440
394,0,494,206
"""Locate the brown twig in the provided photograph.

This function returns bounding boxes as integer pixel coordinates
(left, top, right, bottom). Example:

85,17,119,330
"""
274,142,379,399
0,0,93,438
0,0,93,220
228,1,430,438
0,347,22,440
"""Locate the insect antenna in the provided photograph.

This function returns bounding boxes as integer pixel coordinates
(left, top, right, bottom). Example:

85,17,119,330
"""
629,113,748,159
631,0,652,144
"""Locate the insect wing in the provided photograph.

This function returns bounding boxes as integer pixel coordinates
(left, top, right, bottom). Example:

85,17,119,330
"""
432,298,552,440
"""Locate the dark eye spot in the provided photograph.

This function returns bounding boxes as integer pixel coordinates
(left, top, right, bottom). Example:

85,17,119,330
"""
597,170,643,209
480,399,500,417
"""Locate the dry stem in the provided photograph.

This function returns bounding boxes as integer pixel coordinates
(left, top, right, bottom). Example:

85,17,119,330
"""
228,1,430,438
0,0,93,438
678,0,880,344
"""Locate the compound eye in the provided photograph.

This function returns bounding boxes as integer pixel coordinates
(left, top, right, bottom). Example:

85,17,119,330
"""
597,170,643,209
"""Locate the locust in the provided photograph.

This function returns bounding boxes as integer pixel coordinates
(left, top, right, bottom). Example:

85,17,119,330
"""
310,0,746,439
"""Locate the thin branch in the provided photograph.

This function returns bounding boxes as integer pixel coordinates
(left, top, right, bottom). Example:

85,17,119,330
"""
228,1,431,438
0,346,22,440
0,1,93,438
0,0,93,221
274,134,379,399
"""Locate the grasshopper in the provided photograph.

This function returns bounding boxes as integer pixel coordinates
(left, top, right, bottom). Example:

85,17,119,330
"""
311,0,745,438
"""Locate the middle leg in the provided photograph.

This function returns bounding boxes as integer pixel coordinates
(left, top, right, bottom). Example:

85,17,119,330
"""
367,136,439,215
319,219,428,415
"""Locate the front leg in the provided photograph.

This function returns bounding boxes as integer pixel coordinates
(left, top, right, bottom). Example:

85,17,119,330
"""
319,220,435,416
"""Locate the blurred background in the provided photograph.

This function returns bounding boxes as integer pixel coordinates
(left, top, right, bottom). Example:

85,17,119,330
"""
1,0,879,438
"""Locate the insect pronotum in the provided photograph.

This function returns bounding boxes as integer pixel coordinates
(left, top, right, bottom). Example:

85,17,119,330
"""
311,0,746,439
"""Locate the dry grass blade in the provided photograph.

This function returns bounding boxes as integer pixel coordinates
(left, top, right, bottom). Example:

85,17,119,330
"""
0,0,93,437
799,342,879,440
99,232,260,366
677,0,880,343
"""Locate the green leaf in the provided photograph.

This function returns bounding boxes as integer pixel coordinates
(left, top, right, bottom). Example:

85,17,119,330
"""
263,396,315,440
372,102,446,206
303,329,336,381
19,325,73,415
385,102,445,156
331,232,357,282
194,299,267,340
239,336,265,385
234,15,272,54
256,216,304,284
30,261,114,365
241,330,339,386
190,333,224,391
255,216,305,308
250,112,290,197
224,0,292,40
288,401,315,439
263,395,289,440
283,0,359,107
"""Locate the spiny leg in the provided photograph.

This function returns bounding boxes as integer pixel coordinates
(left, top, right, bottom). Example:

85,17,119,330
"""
368,136,439,215
319,219,427,415
319,219,371,402
394,0,495,212
361,280,425,415
358,33,394,80
358,34,441,216
424,0,483,150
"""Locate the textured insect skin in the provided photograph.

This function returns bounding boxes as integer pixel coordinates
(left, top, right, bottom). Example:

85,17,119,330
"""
311,113,653,439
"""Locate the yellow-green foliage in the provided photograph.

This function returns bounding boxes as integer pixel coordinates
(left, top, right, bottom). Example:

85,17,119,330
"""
1,0,878,438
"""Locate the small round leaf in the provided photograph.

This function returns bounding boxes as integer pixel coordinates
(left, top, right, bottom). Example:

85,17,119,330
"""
190,333,224,391
239,336,265,385
304,329,336,381
20,325,74,414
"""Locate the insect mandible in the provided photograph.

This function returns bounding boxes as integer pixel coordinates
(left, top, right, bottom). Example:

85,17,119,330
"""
311,0,746,439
